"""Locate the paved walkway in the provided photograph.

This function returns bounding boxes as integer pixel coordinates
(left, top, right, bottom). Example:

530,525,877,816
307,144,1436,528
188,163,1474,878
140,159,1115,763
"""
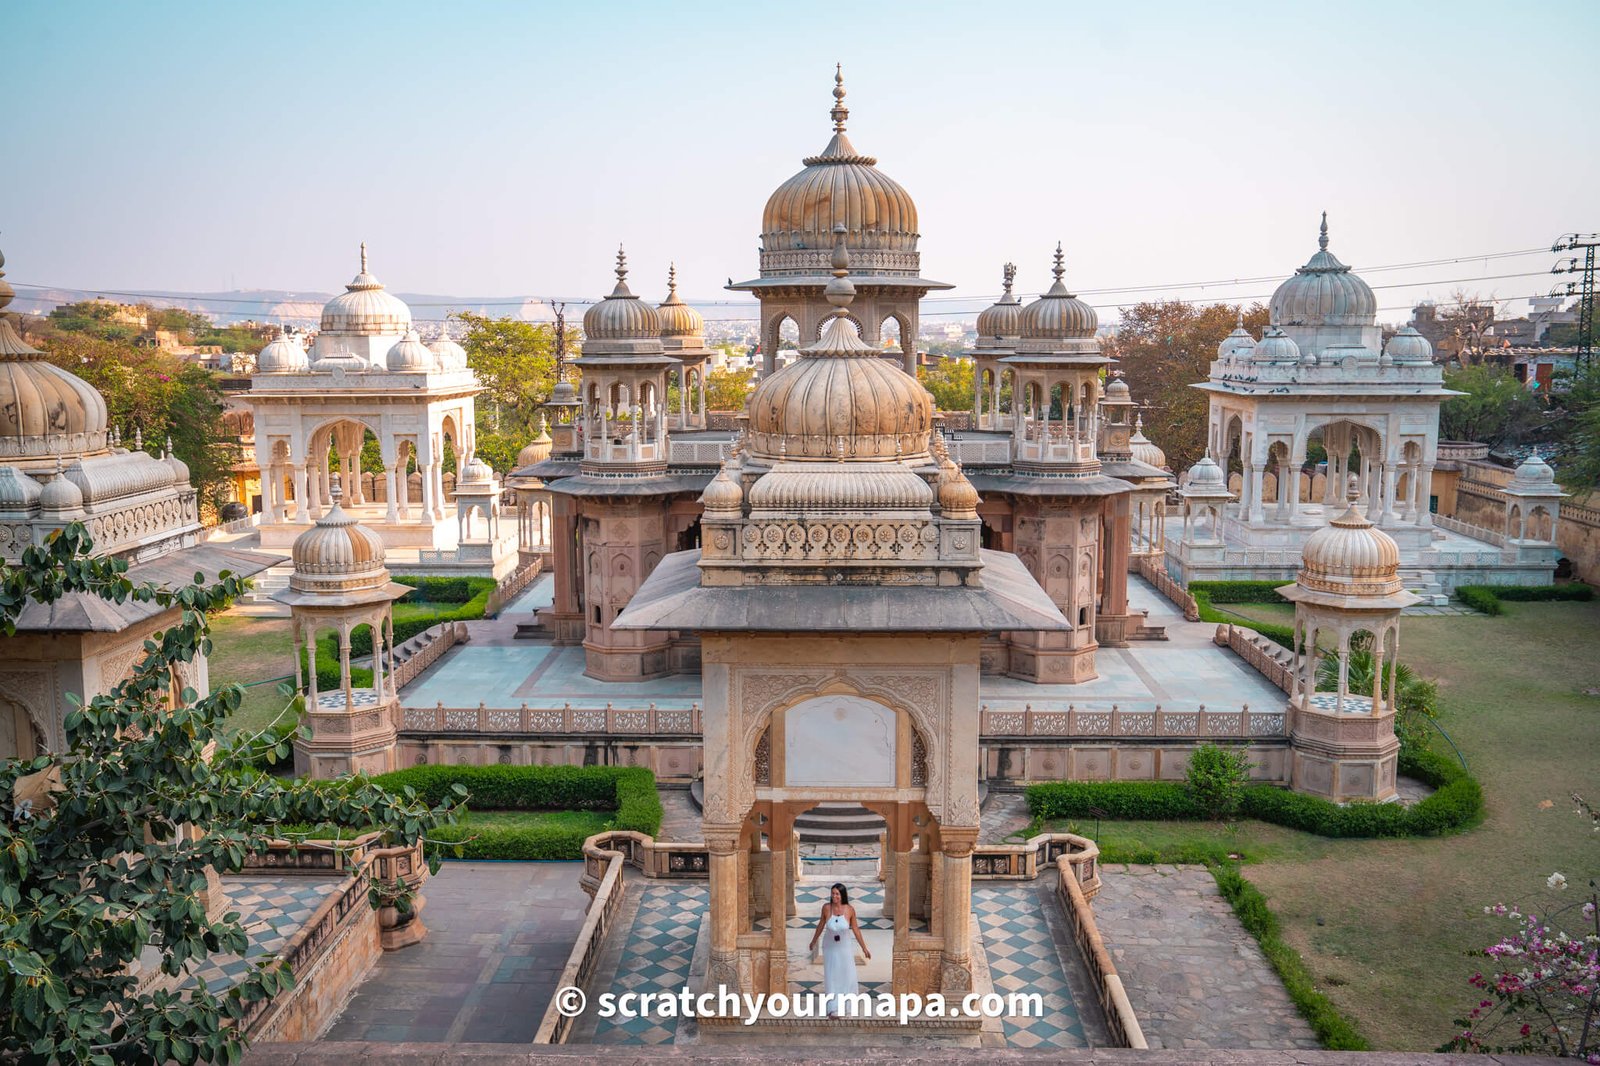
323,861,588,1043
1090,864,1319,1051
183,875,344,993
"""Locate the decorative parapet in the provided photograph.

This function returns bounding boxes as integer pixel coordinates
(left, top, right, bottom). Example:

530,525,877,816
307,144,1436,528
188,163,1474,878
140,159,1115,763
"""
1136,555,1198,620
971,832,1100,899
943,436,1013,466
979,702,1286,740
485,557,543,618
392,622,469,691
1055,856,1148,1049
1433,513,1507,547
400,701,703,736
667,439,734,467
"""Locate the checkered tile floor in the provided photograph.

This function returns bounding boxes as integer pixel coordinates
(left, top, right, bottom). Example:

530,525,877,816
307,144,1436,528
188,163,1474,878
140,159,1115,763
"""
179,876,345,994
973,885,1088,1048
588,879,1085,1047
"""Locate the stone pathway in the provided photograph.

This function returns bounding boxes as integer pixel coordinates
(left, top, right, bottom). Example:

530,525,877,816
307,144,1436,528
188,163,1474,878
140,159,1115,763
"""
183,876,344,993
1090,864,1319,1050
323,861,589,1043
980,791,1033,843
657,786,700,842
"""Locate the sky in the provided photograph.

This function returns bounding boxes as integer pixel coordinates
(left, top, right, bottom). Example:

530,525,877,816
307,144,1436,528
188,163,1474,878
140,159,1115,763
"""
4,0,1596,325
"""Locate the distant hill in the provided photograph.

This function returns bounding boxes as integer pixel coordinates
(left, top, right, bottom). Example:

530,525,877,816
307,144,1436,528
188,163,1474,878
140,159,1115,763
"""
9,287,759,326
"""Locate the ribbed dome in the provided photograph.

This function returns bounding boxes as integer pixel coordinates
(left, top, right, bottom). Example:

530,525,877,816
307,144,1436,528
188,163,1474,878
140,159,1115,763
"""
700,461,745,514
0,250,111,463
1296,504,1403,597
459,456,494,485
0,466,41,511
1254,327,1302,363
289,496,389,595
1217,319,1256,361
257,330,310,373
1104,376,1130,401
582,248,661,341
38,467,84,515
748,462,933,511
1268,214,1377,329
656,265,705,338
975,265,1023,345
1384,325,1433,364
761,68,918,257
516,421,553,468
309,350,369,374
1130,415,1167,470
320,243,412,336
1184,454,1227,491
386,330,435,372
429,333,469,371
1019,246,1098,341
1509,450,1558,492
936,454,979,517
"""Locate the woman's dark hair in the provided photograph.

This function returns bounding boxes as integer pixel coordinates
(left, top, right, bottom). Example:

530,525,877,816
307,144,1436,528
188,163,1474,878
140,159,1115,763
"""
829,882,849,905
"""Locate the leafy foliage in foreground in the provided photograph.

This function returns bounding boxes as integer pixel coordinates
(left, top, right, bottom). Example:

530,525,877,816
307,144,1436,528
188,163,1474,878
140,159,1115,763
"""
0,524,462,1065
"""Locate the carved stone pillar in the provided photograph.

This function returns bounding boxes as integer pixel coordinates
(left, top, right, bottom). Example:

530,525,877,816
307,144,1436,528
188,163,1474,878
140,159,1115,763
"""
706,828,743,1002
940,832,976,996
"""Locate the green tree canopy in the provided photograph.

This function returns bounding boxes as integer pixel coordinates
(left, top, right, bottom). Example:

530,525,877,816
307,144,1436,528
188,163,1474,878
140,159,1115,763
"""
1438,365,1545,448
917,356,974,413
1102,301,1270,473
453,312,566,436
703,364,756,412
0,526,460,1064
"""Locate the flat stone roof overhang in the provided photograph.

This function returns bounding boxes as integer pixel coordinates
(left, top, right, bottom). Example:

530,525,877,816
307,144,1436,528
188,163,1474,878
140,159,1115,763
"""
543,473,714,498
966,472,1133,498
613,549,1069,633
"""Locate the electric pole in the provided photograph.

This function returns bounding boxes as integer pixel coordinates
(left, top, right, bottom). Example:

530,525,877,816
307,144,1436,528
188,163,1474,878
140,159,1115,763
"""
1552,233,1597,372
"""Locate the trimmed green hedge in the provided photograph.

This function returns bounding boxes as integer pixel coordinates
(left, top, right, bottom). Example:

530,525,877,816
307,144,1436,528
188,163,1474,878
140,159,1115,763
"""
1026,745,1482,839
1455,582,1594,615
392,575,495,604
371,764,663,861
1212,864,1370,1050
1189,581,1296,648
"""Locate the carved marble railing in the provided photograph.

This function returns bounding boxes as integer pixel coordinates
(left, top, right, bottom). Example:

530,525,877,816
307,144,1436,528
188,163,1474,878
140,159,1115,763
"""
1220,625,1295,694
577,830,710,897
484,557,543,618
1220,548,1301,567
1056,854,1147,1049
1136,555,1198,621
392,621,468,691
668,438,733,466
979,702,1286,740
1432,513,1507,546
971,832,1101,899
943,436,1012,466
400,701,703,735
1436,441,1491,462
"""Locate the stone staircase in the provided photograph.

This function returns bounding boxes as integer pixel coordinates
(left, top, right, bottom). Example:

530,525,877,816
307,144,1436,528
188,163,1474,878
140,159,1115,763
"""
1401,567,1450,607
243,562,292,604
794,803,887,845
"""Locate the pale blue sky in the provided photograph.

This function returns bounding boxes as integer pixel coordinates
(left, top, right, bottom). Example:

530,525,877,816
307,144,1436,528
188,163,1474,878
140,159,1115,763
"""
4,0,1595,321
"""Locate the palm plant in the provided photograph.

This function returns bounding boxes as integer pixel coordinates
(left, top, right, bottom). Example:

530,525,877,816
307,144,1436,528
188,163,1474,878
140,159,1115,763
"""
1316,649,1440,749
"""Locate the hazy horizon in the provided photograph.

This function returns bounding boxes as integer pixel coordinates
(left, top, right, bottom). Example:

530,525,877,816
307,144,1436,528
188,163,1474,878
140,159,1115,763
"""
5,0,1595,325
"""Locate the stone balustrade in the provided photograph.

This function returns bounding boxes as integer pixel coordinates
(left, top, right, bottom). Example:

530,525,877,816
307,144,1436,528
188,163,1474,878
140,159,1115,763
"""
1220,624,1296,695
402,701,702,736
1432,513,1507,546
391,621,469,691
942,436,1013,466
1136,555,1198,620
1055,854,1148,1049
667,439,734,466
970,831,1101,900
484,557,543,617
979,702,1286,740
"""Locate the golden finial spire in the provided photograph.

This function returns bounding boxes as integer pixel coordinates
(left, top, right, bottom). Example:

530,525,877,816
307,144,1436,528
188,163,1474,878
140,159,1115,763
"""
830,63,848,133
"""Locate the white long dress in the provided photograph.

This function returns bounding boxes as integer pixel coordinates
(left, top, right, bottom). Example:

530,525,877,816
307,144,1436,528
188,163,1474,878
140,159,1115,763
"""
820,911,858,1013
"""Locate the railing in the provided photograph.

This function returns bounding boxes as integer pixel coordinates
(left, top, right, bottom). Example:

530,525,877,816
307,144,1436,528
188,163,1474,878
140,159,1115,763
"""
1220,548,1301,567
1433,513,1507,546
577,830,710,894
971,832,1101,899
401,701,702,735
1136,555,1199,620
1562,500,1600,526
942,436,1013,465
1056,854,1148,1049
979,702,1287,740
1436,442,1491,462
485,557,543,618
212,513,259,535
668,439,734,466
1221,624,1295,694
392,621,469,691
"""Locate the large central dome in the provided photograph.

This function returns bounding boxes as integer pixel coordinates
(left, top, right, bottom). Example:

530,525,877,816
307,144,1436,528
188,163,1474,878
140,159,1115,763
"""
1268,214,1377,329
759,68,920,274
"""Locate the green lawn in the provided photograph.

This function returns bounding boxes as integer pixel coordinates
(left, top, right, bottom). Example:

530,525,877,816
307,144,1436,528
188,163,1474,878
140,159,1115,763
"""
206,613,298,739
279,808,615,840
1044,599,1600,1050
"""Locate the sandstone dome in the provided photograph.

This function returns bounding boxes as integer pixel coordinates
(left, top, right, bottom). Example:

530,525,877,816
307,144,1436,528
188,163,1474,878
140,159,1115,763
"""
289,493,389,595
582,249,660,344
655,265,705,339
1296,503,1404,597
320,244,412,336
1019,247,1098,342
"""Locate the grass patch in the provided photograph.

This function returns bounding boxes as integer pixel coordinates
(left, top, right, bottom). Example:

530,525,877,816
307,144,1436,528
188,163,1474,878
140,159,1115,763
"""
1213,864,1370,1050
206,614,299,738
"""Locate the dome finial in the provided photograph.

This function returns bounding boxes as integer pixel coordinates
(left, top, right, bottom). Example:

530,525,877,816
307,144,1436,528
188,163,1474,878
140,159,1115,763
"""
1236,307,1245,329
1318,211,1329,252
360,241,368,274
1002,262,1016,297
667,262,678,295
615,244,628,285
1052,242,1065,282
830,63,848,133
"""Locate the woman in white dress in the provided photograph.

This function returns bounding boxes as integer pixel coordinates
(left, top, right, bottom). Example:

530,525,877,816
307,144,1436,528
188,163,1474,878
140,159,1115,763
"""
807,882,870,1016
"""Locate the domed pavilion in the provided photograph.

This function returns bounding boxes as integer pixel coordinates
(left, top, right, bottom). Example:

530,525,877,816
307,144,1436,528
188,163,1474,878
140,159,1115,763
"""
729,66,953,375
614,229,1067,1014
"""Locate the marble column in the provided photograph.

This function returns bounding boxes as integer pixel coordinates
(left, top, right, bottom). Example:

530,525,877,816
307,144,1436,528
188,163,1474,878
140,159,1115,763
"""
293,466,311,524
1248,461,1266,523
420,463,436,525
706,830,743,1002
385,469,399,524
940,833,976,996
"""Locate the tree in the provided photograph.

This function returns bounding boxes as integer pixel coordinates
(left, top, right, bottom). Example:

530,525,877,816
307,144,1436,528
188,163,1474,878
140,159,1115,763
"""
703,365,756,412
452,313,565,436
1183,743,1253,820
917,356,974,413
29,328,239,521
1547,365,1600,498
1439,365,1544,448
0,525,461,1065
1102,301,1270,473
1433,289,1497,365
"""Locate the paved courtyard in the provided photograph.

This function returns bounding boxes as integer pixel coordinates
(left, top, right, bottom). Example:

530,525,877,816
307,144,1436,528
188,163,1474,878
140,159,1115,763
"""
183,875,345,994
323,861,589,1043
1091,864,1320,1050
403,577,1284,715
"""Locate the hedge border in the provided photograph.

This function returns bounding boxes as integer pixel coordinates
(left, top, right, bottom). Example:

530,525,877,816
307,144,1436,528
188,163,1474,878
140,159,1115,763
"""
1026,744,1482,839
1211,864,1370,1050
1455,582,1593,615
369,764,663,860
1189,580,1296,648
